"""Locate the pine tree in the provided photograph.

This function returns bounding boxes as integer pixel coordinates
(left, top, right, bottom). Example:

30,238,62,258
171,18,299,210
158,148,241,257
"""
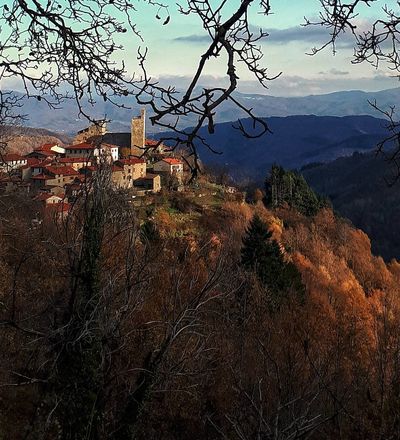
241,214,304,307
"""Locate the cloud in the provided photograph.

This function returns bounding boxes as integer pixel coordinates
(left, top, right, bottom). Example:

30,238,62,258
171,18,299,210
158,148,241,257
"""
173,34,210,43
319,68,349,76
173,25,356,48
150,73,399,97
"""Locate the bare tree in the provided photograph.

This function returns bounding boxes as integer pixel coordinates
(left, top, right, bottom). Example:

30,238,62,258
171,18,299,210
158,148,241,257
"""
1,1,400,175
306,0,400,179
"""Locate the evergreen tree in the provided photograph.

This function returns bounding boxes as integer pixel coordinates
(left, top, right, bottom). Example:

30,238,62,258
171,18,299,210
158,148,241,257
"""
265,165,328,216
241,214,304,307
140,219,160,244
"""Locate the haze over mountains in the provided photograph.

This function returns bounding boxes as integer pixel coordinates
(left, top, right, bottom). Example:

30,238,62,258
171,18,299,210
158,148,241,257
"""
10,87,400,135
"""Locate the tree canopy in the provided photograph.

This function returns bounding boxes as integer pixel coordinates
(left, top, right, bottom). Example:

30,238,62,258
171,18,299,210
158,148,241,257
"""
265,165,329,216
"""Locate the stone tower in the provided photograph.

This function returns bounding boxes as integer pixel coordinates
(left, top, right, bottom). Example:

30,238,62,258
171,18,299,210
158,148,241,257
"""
131,108,146,156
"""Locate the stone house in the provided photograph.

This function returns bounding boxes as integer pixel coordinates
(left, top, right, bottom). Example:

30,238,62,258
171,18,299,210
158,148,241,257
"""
153,158,184,175
55,157,92,170
112,158,146,188
153,157,184,186
133,174,161,193
31,165,79,190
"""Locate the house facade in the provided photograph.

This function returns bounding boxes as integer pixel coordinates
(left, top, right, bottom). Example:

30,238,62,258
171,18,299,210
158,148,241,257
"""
0,154,27,171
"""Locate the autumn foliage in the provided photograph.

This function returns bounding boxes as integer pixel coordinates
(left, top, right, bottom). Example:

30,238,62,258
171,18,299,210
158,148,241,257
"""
1,187,400,439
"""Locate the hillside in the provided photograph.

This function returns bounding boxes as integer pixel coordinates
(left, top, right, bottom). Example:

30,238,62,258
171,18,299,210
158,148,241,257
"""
8,87,400,135
302,151,400,261
184,115,390,178
2,126,71,154
2,186,400,439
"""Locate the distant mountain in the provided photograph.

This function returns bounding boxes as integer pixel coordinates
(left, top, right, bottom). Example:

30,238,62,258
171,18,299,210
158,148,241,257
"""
9,87,400,136
230,87,400,119
183,115,391,179
3,126,72,155
302,151,400,261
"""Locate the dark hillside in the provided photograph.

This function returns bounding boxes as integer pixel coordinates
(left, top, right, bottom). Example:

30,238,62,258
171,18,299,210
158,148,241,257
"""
187,115,390,178
302,151,400,260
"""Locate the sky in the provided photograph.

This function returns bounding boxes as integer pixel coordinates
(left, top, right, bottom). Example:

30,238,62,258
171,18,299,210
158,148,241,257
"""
127,0,400,96
1,0,399,97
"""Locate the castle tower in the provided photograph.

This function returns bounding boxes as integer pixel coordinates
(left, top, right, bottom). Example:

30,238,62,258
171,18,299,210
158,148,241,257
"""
130,108,146,156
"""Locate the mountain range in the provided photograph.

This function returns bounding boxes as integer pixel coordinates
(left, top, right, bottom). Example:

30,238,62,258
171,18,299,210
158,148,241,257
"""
177,114,391,179
8,87,400,136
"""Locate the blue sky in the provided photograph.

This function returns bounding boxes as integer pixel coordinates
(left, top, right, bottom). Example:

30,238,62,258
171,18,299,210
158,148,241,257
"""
128,0,399,96
1,0,399,96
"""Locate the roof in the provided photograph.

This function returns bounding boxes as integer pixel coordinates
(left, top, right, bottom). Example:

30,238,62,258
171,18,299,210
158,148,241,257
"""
57,157,91,164
142,173,159,180
116,158,146,166
34,143,58,153
45,166,79,176
1,153,26,162
26,150,56,158
162,158,183,165
31,159,52,169
66,142,96,151
22,158,41,168
145,139,160,147
112,165,124,172
32,173,50,180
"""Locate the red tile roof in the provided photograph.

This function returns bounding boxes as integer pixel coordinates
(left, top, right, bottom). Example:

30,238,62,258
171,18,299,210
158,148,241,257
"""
1,153,25,162
45,166,79,176
35,143,58,152
145,139,160,147
24,158,41,167
66,142,96,151
162,158,183,165
32,173,50,180
26,150,56,157
31,159,52,168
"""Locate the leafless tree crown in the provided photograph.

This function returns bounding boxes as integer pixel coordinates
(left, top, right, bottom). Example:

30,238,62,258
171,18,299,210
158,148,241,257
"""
1,1,400,173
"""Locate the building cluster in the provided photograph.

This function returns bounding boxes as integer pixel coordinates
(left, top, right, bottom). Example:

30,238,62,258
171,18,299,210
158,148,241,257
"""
0,109,184,217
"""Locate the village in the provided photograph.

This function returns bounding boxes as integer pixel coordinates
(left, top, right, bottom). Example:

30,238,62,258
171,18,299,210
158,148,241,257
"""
0,109,240,218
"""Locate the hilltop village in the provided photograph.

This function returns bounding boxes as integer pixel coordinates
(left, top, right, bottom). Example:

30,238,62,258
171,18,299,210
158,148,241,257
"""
0,110,218,217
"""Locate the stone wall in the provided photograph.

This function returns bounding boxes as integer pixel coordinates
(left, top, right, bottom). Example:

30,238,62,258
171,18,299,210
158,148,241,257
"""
74,121,107,144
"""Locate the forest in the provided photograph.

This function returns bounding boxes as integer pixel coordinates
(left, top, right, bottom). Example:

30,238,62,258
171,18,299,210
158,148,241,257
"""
1,169,400,439
2,1,400,439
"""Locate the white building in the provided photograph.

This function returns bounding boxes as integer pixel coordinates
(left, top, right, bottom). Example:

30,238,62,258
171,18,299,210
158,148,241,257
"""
0,154,27,171
65,142,118,162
